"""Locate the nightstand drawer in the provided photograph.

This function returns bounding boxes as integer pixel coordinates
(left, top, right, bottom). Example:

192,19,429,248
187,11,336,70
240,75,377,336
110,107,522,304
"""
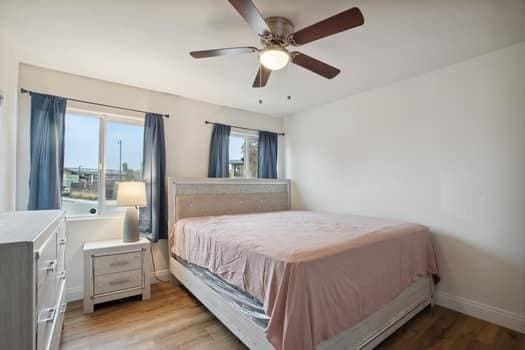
94,269,143,296
93,250,143,275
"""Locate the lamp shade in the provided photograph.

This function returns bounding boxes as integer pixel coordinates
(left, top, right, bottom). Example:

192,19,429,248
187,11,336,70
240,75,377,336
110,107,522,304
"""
259,47,290,71
117,181,147,207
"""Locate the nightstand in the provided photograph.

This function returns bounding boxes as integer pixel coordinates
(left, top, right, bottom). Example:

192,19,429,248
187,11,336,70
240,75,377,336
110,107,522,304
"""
83,238,151,313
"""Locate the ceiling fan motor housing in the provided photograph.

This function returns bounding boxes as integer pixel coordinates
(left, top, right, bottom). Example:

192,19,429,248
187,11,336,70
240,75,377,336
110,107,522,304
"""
263,17,294,47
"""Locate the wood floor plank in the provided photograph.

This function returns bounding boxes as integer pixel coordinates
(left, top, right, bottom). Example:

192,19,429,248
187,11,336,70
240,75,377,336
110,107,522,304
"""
61,283,525,350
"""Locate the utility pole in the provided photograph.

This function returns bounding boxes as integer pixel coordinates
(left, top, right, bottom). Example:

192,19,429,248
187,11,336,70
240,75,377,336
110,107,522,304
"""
78,165,82,190
118,140,122,182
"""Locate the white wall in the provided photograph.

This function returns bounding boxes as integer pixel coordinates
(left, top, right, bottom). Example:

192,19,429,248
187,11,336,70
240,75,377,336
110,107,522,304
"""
16,64,284,300
285,42,525,332
0,33,19,212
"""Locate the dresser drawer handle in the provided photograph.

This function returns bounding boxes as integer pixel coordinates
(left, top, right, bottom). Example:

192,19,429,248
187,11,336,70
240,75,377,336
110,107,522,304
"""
110,260,129,267
109,278,130,286
38,307,56,323
40,259,57,272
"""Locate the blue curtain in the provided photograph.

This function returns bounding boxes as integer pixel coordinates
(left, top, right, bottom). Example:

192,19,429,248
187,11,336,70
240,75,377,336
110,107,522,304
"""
28,93,67,210
208,123,231,177
139,113,167,242
258,131,278,179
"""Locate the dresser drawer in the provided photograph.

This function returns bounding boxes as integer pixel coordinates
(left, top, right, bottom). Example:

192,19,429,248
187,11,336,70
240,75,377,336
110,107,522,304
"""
56,220,66,266
48,280,67,350
56,219,66,241
94,269,143,296
56,236,66,280
93,250,143,276
37,280,65,350
36,302,55,350
37,230,57,289
37,229,58,318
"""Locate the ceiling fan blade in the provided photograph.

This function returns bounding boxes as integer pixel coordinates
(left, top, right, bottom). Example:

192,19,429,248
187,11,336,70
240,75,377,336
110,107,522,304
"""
228,0,271,37
290,7,364,45
291,52,340,79
190,47,258,58
252,65,271,88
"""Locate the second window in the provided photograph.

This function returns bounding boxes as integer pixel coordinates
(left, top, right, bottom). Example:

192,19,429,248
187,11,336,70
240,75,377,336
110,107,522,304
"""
229,132,258,178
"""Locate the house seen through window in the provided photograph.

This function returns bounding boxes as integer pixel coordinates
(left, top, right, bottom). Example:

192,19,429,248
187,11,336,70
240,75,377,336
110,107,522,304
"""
229,132,258,178
62,110,144,216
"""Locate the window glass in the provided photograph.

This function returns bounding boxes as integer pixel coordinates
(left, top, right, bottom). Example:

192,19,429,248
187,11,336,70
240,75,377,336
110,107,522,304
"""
61,110,144,217
245,137,258,178
229,133,258,178
229,135,245,177
104,121,144,214
62,113,100,216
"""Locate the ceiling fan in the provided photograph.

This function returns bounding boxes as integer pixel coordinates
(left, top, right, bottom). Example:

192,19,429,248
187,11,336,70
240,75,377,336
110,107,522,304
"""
190,0,364,88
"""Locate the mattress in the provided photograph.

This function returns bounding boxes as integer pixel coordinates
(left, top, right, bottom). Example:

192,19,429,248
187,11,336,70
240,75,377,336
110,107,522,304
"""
174,256,269,327
171,210,439,350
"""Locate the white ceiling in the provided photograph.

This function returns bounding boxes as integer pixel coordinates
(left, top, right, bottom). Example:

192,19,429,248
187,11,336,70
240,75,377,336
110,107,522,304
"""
1,0,524,116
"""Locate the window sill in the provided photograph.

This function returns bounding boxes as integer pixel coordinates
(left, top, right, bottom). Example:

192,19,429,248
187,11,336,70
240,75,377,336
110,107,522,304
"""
66,214,123,222
229,176,258,179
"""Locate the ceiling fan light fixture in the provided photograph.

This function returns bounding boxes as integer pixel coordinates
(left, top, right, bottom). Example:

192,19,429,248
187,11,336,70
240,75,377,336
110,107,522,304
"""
259,47,290,71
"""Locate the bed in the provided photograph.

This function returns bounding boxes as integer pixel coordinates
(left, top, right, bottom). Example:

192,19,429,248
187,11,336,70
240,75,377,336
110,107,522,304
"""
168,178,439,350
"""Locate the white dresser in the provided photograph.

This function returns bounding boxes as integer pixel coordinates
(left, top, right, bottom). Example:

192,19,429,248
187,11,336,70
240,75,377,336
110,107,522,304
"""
0,210,66,350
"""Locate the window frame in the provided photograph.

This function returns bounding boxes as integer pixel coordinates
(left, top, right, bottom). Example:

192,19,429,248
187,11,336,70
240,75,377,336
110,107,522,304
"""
64,107,144,218
229,129,258,179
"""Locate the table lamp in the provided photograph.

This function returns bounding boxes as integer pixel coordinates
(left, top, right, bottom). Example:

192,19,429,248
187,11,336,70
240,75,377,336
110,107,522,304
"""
117,181,147,242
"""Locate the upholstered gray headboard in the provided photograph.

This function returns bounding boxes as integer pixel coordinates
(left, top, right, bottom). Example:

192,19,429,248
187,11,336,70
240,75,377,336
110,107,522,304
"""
168,178,291,241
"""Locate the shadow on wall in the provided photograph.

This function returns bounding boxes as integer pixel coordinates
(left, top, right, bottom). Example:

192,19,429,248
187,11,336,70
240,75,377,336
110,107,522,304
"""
290,181,306,210
431,230,525,315
290,183,525,318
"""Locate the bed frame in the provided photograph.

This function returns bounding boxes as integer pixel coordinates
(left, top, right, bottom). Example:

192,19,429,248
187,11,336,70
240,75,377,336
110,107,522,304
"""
168,178,434,350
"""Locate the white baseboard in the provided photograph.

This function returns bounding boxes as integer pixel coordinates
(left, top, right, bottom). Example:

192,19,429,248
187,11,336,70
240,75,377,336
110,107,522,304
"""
66,269,170,302
435,290,525,333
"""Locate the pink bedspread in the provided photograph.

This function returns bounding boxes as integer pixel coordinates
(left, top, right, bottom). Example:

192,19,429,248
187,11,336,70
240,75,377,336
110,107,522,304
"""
171,211,438,350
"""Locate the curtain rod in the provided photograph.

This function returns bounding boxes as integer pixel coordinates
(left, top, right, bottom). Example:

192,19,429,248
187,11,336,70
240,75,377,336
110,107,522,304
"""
20,88,170,118
205,120,285,136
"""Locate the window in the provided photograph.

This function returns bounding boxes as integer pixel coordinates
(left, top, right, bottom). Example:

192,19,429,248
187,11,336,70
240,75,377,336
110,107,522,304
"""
104,121,144,214
62,109,144,217
229,132,258,178
62,113,100,216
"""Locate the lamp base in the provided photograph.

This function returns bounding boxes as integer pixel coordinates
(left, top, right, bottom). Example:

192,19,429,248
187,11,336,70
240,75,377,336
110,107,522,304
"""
123,206,140,242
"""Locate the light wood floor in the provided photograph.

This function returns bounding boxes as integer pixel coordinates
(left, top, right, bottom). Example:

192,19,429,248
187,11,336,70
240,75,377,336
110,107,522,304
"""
62,283,524,350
